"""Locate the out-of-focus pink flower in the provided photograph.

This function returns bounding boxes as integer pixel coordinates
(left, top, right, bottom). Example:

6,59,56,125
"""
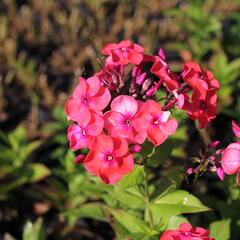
182,90,217,129
232,121,240,138
137,100,178,146
84,134,134,184
67,112,104,149
221,142,240,184
159,223,214,240
209,141,220,148
104,95,148,144
186,168,194,174
101,40,145,65
182,62,219,98
65,77,111,122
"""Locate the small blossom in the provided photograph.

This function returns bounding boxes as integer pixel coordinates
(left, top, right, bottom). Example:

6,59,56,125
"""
101,40,145,65
159,223,214,240
84,135,134,184
131,144,142,153
65,77,111,122
186,168,194,174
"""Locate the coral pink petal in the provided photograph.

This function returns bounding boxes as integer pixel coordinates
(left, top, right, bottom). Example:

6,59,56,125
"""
86,77,100,96
148,127,167,146
179,223,192,232
133,131,147,145
133,112,151,133
221,146,240,174
86,113,104,136
89,87,111,111
69,134,89,149
192,226,210,235
118,40,132,48
101,43,118,55
129,52,143,65
232,121,240,138
84,151,104,175
160,119,178,135
94,134,114,153
133,43,145,53
73,77,86,98
104,111,124,131
142,100,162,113
65,98,91,123
112,137,128,157
99,164,122,184
159,230,176,240
110,125,134,141
111,95,138,117
183,62,202,72
117,153,134,175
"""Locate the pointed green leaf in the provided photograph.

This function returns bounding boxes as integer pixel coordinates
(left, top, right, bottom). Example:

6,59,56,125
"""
210,219,231,240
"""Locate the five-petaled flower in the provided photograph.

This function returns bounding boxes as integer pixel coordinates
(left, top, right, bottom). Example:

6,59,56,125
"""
84,134,134,184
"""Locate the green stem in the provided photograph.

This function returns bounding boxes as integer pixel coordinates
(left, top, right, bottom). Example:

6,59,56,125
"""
144,167,154,229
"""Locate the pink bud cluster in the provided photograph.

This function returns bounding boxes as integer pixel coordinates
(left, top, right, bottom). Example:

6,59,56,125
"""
65,40,220,184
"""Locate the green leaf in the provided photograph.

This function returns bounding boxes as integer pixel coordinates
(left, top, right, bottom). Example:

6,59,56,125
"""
107,208,151,234
23,218,46,240
24,163,51,182
147,139,181,167
210,219,231,240
151,190,210,217
114,165,145,193
62,203,106,221
166,215,190,230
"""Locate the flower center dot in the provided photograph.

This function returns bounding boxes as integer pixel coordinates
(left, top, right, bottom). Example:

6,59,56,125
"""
83,98,88,103
154,120,159,125
82,130,86,136
107,155,113,161
122,48,127,51
125,119,131,126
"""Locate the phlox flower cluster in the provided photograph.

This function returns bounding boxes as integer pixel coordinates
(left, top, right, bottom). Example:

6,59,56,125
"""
65,40,219,184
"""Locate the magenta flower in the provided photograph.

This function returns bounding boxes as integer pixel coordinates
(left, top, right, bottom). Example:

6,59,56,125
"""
221,142,240,185
159,223,214,240
101,40,145,65
67,112,104,150
65,76,111,122
84,134,134,184
104,95,148,144
138,100,178,146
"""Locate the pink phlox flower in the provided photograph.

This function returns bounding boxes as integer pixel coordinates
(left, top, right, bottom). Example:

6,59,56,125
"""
67,112,104,150
182,62,219,98
232,120,240,138
104,95,148,144
159,223,214,240
181,90,217,129
151,59,180,92
221,142,240,184
84,134,134,184
137,100,178,146
101,40,145,65
65,76,111,122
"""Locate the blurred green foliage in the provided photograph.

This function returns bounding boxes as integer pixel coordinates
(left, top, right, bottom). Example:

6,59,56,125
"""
0,0,240,239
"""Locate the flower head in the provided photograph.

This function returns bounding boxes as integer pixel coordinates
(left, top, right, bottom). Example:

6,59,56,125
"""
102,40,145,66
84,134,134,184
159,223,214,240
